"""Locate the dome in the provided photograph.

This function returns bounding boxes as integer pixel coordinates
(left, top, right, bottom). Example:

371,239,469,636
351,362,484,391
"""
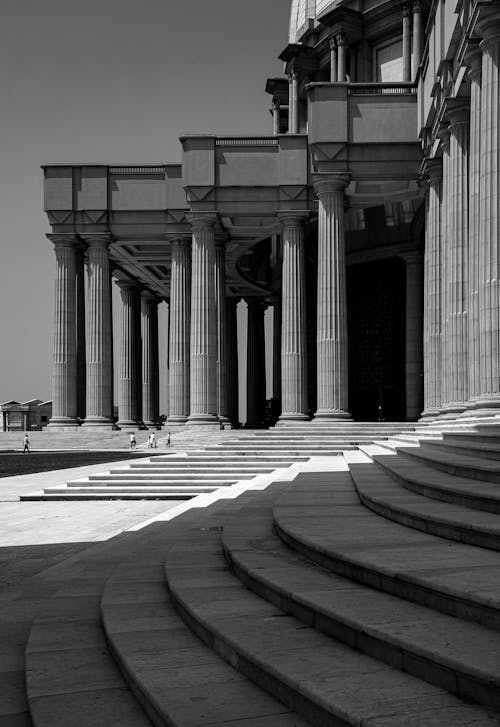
289,0,346,43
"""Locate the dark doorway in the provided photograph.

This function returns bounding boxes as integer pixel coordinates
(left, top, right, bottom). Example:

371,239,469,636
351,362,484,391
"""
347,258,406,421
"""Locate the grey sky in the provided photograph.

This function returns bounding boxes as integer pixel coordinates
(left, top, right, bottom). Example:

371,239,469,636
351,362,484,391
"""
0,0,290,408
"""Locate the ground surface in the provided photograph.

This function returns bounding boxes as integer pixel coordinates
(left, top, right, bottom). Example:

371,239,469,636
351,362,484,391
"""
0,451,162,478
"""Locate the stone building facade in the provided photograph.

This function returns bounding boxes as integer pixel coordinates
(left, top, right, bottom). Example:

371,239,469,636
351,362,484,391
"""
42,0,500,428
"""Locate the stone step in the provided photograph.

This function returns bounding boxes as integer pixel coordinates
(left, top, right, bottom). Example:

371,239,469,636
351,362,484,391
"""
21,491,198,500
422,438,500,461
273,472,500,630
400,443,500,484
127,462,285,470
64,484,221,493
349,459,500,550
67,478,240,488
221,493,500,710
165,525,500,726
87,472,258,481
364,446,500,514
204,447,352,455
102,559,310,727
153,454,310,461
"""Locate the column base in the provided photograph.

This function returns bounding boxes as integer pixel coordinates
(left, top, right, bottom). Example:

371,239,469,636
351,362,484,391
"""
167,416,189,425
277,413,310,425
419,408,441,422
82,417,115,430
117,421,141,431
143,421,161,430
187,414,220,426
47,417,80,429
313,410,352,421
438,403,466,420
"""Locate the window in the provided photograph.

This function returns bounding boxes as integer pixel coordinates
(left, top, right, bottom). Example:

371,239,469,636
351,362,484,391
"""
374,39,404,82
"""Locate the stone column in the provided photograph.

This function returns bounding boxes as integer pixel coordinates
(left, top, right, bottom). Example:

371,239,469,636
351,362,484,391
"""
438,129,451,417
188,215,218,424
403,253,424,420
279,214,309,422
215,238,230,424
81,235,114,427
337,34,347,82
47,234,79,428
116,280,140,429
441,104,470,417
246,299,267,428
75,247,86,421
288,68,299,134
272,295,282,416
329,36,338,83
402,3,412,82
465,46,482,410
421,159,443,420
475,16,500,414
412,1,422,76
226,297,239,426
314,177,351,420
168,238,191,423
141,290,159,428
272,97,281,136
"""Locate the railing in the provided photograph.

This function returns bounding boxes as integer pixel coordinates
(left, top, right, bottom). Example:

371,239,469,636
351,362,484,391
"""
109,166,166,174
215,138,279,146
348,83,417,96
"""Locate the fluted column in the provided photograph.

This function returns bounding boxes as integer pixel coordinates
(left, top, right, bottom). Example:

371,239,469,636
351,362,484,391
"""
278,214,308,422
116,280,140,428
442,104,470,416
75,247,86,421
215,238,230,423
412,1,422,76
402,3,412,82
337,34,346,82
329,36,338,83
246,299,267,428
168,238,191,423
475,16,500,413
438,129,451,416
465,46,482,410
226,297,239,426
288,68,299,134
82,235,114,427
188,215,218,423
314,177,351,420
403,253,424,420
272,295,282,418
141,290,159,428
421,159,443,419
47,234,79,427
272,97,281,136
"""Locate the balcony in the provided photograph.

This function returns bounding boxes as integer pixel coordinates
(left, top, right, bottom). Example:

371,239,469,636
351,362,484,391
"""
307,82,421,181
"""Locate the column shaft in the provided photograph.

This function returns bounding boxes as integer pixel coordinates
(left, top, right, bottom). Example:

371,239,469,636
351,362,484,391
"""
279,215,308,421
272,100,280,136
82,236,114,427
439,135,451,415
48,235,79,427
168,239,191,423
421,161,442,419
215,240,230,423
412,1,422,76
329,38,338,82
141,292,159,427
404,254,424,420
314,178,351,420
288,69,299,134
117,282,140,428
337,35,346,82
226,297,239,426
402,3,412,82
246,300,266,428
188,217,218,423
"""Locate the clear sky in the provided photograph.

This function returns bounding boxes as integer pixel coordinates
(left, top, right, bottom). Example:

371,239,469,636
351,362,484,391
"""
0,0,291,412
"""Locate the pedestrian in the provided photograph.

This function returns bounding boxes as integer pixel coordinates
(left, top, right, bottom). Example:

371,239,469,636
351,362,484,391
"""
130,432,136,449
147,432,152,448
167,432,171,448
151,431,157,448
23,434,30,453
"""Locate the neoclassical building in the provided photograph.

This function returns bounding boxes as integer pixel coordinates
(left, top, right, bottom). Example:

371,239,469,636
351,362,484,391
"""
43,0,500,428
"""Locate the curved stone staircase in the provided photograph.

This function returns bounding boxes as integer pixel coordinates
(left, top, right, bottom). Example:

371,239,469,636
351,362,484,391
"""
10,421,500,725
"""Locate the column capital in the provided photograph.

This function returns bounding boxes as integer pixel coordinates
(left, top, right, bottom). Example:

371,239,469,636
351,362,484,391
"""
169,236,191,249
288,67,299,82
476,12,500,46
80,233,112,249
412,0,421,12
47,233,79,249
313,173,351,195
328,35,337,50
464,43,482,82
401,1,411,18
335,31,346,46
114,275,139,291
140,288,159,303
437,123,450,152
445,99,470,129
271,95,281,110
420,157,443,184
277,211,309,228
400,250,423,265
186,212,218,230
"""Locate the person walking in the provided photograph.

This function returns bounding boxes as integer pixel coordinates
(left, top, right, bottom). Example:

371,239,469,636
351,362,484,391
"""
23,434,30,453
151,432,157,448
130,432,136,449
167,432,171,448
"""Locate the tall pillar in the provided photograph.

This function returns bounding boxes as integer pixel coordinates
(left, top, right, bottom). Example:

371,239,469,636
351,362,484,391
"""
272,97,281,136
75,246,86,421
421,158,443,420
475,16,500,414
278,214,309,422
412,1,422,76
403,253,424,420
288,68,299,134
438,129,451,417
116,280,140,429
81,235,114,427
313,177,351,420
188,215,218,424
215,238,230,424
337,34,346,82
402,3,412,82
141,290,159,428
47,234,79,428
441,104,470,416
329,36,338,83
168,238,191,423
465,46,482,410
226,297,239,426
246,299,267,428
272,295,282,417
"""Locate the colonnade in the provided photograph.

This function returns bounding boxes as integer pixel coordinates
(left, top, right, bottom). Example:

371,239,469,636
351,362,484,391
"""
422,19,500,419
